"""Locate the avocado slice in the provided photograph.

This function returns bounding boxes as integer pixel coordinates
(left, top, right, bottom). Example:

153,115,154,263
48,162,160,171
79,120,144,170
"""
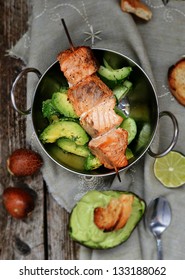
39,120,89,145
57,138,90,157
84,154,102,170
69,190,146,249
52,91,78,118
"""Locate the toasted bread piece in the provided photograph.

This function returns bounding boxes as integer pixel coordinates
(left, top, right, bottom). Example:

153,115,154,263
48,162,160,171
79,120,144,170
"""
94,198,122,231
168,58,185,106
120,0,152,21
114,194,134,230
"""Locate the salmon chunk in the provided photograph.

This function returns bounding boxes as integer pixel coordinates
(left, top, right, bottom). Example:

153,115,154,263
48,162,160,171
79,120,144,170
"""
57,46,130,171
89,128,128,169
80,97,123,138
67,74,113,116
57,46,99,86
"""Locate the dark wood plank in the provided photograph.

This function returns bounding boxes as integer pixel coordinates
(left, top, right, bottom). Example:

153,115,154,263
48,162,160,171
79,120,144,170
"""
0,0,80,260
0,0,45,260
46,187,80,260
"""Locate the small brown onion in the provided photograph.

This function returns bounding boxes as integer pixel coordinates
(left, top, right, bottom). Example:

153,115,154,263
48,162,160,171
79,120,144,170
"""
7,148,43,177
3,186,36,219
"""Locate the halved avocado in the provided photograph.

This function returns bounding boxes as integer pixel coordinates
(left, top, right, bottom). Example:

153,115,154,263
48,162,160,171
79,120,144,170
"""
69,190,145,249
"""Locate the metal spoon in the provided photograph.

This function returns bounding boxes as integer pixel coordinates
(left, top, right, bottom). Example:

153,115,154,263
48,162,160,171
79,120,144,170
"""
117,97,130,117
145,197,172,260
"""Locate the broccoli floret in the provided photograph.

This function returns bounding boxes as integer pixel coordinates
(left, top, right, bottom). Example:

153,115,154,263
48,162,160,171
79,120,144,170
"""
59,86,68,93
42,99,60,122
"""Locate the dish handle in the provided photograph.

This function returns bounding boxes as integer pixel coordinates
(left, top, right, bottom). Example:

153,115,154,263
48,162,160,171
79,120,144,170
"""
148,111,179,158
11,67,42,115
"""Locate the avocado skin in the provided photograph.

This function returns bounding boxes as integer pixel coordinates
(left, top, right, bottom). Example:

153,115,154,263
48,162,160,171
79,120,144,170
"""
69,190,146,249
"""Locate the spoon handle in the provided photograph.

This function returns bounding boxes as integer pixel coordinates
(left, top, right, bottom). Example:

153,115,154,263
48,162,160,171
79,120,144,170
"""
156,237,163,260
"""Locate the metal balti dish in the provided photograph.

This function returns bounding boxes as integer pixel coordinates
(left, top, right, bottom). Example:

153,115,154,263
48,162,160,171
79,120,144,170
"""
11,48,179,177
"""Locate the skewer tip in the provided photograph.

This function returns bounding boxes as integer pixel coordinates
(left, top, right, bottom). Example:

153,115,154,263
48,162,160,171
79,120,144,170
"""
115,168,121,182
61,18,75,51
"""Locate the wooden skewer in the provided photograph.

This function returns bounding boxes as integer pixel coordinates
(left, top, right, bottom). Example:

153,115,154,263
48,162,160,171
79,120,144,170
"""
61,19,123,181
61,18,75,51
115,167,121,182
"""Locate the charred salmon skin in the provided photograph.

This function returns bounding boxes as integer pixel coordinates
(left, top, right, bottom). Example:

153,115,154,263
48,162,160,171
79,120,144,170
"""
67,74,113,116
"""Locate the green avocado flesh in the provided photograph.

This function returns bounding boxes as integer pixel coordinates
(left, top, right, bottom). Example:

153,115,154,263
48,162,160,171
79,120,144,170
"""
69,190,145,249
39,120,89,145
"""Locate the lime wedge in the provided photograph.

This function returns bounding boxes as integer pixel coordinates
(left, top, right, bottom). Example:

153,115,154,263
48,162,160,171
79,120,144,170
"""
154,151,185,188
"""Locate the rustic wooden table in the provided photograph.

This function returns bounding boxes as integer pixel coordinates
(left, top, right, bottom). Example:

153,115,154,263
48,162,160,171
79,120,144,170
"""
0,0,79,260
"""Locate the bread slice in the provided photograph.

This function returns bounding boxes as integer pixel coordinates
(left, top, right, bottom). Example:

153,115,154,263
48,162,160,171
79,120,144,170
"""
120,0,152,21
114,194,134,230
94,198,122,231
168,58,185,106
94,194,134,231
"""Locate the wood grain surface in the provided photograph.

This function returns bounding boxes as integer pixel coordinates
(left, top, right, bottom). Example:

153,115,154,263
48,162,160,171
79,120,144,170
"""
0,0,79,260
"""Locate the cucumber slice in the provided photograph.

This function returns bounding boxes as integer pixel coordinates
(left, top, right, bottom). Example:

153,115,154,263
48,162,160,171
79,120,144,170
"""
114,106,128,119
113,80,133,101
98,65,132,82
135,123,151,152
103,58,114,70
126,148,134,160
123,80,133,90
120,118,137,144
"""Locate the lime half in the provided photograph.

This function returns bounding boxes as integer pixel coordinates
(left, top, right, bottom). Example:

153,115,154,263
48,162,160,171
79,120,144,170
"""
154,151,185,188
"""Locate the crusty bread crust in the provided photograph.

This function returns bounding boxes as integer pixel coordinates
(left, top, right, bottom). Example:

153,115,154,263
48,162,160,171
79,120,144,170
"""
94,194,134,231
94,199,122,231
120,0,152,21
168,58,185,106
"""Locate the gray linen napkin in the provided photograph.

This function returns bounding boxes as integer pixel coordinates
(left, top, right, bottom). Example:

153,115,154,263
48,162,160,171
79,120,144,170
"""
9,0,185,259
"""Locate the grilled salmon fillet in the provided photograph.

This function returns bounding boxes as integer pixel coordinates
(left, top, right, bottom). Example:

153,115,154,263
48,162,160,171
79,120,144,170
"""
58,46,130,171
80,97,123,138
67,74,113,116
57,46,99,86
89,128,128,169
